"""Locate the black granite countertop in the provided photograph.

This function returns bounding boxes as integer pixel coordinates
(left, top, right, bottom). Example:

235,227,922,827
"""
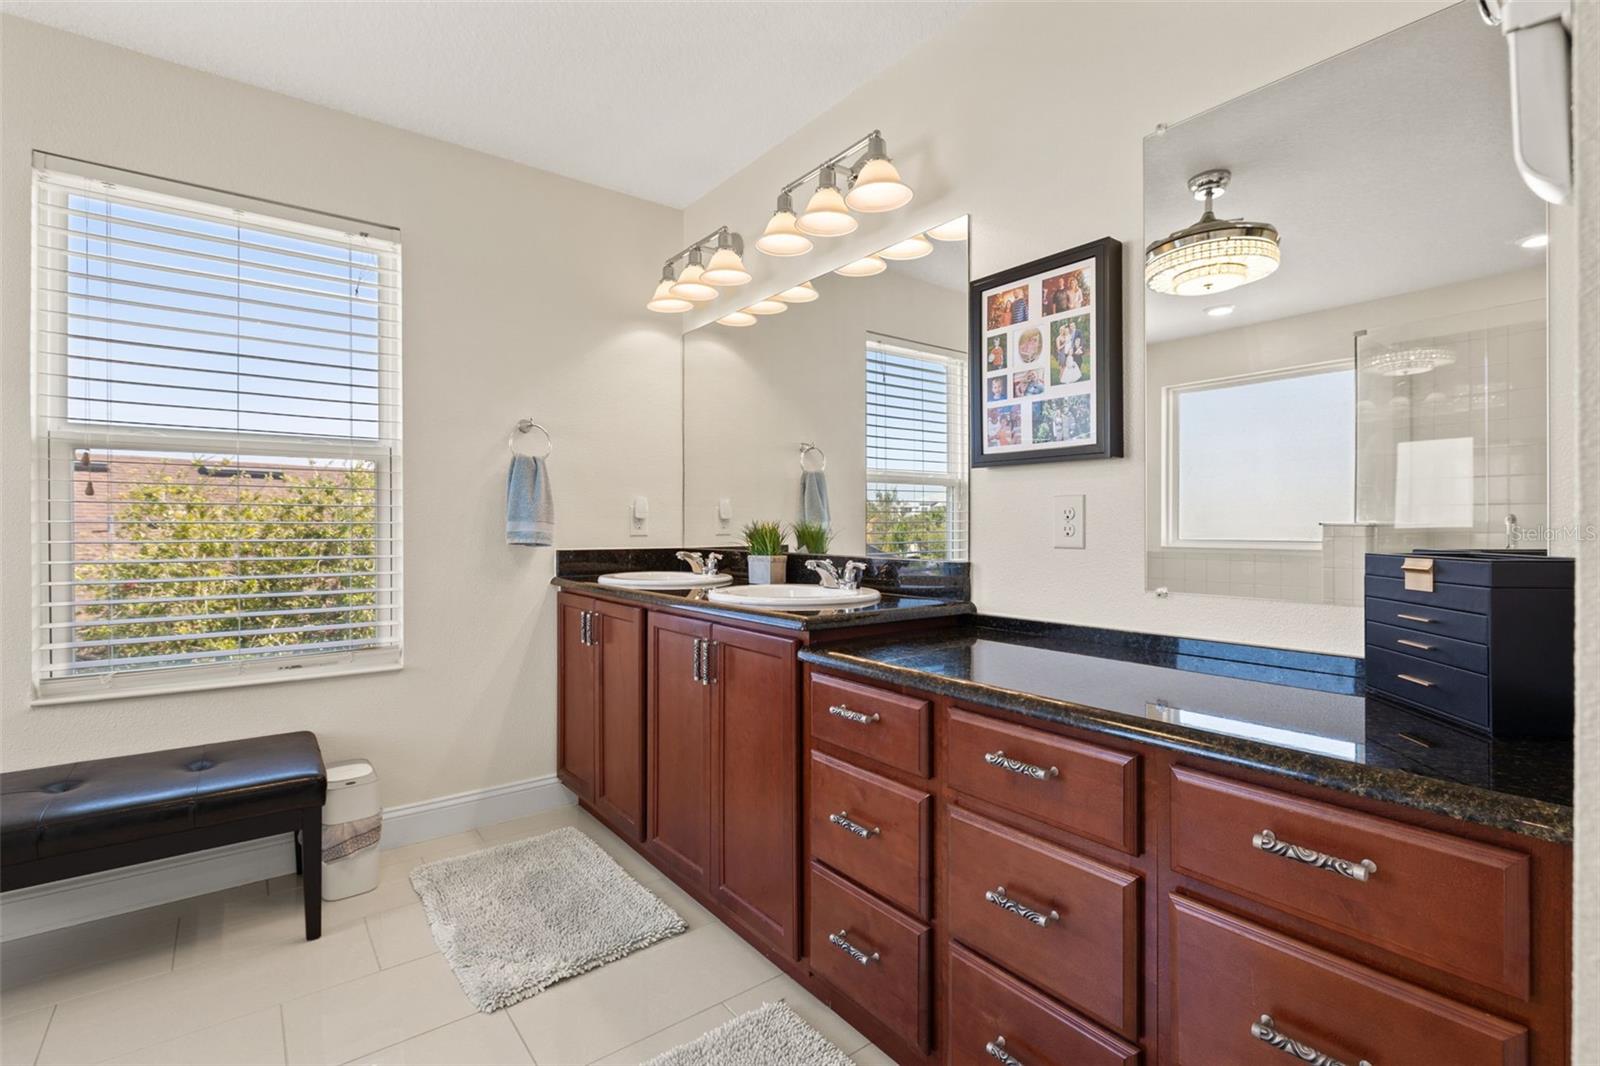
798,618,1573,842
551,576,975,632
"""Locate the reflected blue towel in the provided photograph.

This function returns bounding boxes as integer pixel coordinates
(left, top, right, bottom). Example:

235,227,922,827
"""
801,470,830,528
507,455,554,546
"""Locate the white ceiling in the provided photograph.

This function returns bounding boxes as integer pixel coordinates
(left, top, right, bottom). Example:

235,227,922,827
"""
2,0,971,208
1144,1,1545,344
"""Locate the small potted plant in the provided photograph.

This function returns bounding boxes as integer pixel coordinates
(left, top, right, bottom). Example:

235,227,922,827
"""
790,521,832,555
742,520,789,584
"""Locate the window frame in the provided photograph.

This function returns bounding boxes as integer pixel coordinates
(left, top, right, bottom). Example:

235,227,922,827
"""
1160,359,1353,552
29,157,404,704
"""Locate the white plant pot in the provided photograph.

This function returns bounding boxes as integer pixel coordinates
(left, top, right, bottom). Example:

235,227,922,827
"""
747,554,787,584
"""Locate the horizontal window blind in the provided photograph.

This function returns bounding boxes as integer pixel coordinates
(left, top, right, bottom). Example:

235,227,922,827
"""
865,334,968,560
31,158,403,699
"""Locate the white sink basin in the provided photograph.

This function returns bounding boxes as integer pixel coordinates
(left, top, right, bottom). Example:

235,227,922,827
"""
597,571,734,590
707,584,882,609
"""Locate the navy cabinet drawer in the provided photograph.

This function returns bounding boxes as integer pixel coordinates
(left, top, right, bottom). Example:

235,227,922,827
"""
1365,621,1488,675
1365,575,1489,616
1365,646,1490,728
1365,596,1489,644
1366,551,1573,588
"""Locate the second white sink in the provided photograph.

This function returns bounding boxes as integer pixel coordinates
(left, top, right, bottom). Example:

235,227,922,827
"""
597,571,734,590
707,583,882,609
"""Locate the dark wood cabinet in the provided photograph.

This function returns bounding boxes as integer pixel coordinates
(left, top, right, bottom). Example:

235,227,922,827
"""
709,623,800,958
645,612,713,887
558,593,645,840
557,593,599,802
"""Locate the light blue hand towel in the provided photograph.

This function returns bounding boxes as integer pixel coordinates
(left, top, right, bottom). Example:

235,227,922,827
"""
507,454,554,546
801,470,831,528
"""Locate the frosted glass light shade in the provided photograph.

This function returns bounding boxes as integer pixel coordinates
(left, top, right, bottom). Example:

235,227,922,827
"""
796,186,857,237
845,157,913,212
702,247,751,286
879,234,933,261
718,311,757,327
646,280,692,313
669,262,718,302
1144,233,1280,296
926,217,968,242
745,299,788,315
756,210,814,256
834,255,886,278
775,281,818,303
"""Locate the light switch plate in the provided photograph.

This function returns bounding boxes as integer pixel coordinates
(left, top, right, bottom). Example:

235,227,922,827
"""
630,495,649,537
1054,494,1085,549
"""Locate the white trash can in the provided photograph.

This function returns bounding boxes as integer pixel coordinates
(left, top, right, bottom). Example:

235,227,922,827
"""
321,759,381,901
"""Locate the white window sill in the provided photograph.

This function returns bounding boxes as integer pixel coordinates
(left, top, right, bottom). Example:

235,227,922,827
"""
31,656,402,707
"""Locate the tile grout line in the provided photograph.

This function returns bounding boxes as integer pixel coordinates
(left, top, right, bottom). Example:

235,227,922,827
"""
578,1002,736,1066
29,1004,57,1066
278,1003,288,1066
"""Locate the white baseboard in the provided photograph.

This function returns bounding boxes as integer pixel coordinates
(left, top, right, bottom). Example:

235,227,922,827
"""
0,773,575,942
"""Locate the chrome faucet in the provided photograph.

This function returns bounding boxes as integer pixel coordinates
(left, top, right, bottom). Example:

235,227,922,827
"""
806,559,866,591
676,551,723,576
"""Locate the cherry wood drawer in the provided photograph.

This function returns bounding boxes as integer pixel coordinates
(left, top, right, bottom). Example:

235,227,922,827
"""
1171,895,1528,1066
807,862,931,1052
809,751,931,918
809,672,930,777
1169,767,1531,996
945,707,1139,854
948,944,1141,1066
946,807,1140,1038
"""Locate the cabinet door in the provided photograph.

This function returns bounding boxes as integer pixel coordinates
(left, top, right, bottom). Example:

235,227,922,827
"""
647,613,713,887
709,623,800,958
594,600,646,842
556,594,598,802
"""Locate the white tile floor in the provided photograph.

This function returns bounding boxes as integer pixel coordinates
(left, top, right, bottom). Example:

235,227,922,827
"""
0,804,893,1065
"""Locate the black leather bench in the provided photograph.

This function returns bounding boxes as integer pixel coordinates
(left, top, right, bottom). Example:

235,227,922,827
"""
1,731,327,939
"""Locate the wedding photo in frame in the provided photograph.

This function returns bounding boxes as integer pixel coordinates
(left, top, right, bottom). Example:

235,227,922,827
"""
969,237,1123,465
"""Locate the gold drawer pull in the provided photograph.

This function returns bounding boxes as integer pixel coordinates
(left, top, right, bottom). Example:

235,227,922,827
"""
1395,638,1435,651
1252,829,1376,882
1397,673,1435,688
1395,613,1435,624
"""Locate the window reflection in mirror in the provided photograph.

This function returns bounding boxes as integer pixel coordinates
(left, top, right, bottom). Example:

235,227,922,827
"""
1143,1,1547,605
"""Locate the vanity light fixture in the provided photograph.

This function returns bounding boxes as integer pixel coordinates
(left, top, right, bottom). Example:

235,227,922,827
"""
646,264,694,313
1145,169,1281,296
843,132,913,212
668,247,720,303
745,299,789,315
1363,342,1458,377
755,191,814,256
1204,304,1235,317
654,226,746,309
1519,232,1549,249
702,231,752,286
834,254,887,277
879,234,933,261
797,165,858,237
717,311,757,327
926,216,968,242
775,281,819,303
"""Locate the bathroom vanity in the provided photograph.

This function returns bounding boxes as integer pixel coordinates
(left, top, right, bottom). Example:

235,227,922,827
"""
555,559,1572,1066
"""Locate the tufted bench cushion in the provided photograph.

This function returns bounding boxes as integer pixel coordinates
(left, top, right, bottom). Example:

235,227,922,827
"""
1,731,327,939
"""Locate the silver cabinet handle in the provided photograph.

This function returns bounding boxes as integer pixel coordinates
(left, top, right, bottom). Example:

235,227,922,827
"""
1252,829,1376,882
1395,612,1434,623
1396,673,1434,688
1251,1014,1371,1066
827,704,880,725
984,750,1058,781
705,640,718,685
829,811,880,838
985,1036,1023,1066
578,611,588,645
691,637,705,684
827,929,878,966
984,885,1059,926
1395,638,1435,651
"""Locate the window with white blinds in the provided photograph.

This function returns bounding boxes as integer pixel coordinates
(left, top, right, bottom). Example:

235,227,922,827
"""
865,334,969,560
31,157,403,701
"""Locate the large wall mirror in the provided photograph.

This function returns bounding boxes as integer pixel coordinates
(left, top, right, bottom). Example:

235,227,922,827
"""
683,218,970,560
1143,1,1548,605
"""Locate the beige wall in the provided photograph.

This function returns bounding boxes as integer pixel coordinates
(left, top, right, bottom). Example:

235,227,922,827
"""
0,17,685,804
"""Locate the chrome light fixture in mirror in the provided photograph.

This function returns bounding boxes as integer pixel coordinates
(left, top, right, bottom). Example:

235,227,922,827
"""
1142,1,1549,606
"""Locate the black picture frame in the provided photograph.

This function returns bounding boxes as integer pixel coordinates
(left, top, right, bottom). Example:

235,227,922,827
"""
969,237,1123,466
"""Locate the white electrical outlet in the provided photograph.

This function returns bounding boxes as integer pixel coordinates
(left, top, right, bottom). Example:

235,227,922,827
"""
1053,494,1085,549
630,495,649,537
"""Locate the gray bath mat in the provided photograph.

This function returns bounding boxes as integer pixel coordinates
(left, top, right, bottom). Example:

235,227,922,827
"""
644,1003,854,1066
410,825,686,1011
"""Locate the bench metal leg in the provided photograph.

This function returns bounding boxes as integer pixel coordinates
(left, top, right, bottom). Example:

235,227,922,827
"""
300,807,321,941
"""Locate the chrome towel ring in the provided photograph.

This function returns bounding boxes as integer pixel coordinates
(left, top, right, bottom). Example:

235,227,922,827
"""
509,419,553,459
800,441,826,472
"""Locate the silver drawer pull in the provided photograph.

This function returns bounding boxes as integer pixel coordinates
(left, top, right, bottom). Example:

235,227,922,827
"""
1395,638,1435,651
984,885,1059,926
983,750,1058,781
829,811,880,838
827,929,878,966
1252,829,1376,882
985,1036,1023,1066
1394,612,1435,624
827,704,880,725
1251,1014,1371,1066
1396,673,1435,688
